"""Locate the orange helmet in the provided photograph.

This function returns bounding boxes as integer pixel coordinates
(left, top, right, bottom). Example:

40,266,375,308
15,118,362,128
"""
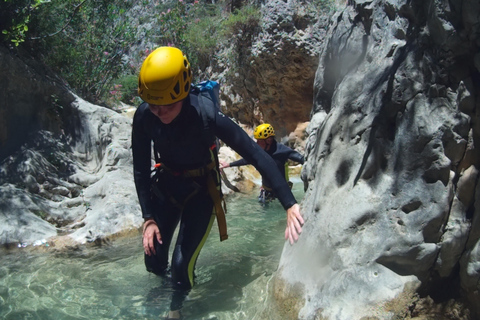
138,47,192,105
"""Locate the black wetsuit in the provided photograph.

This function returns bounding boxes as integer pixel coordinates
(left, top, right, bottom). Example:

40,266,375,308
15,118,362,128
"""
131,93,297,310
229,140,304,201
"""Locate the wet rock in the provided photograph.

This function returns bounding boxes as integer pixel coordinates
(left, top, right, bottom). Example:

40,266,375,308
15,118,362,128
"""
0,49,142,246
275,0,480,319
216,0,327,137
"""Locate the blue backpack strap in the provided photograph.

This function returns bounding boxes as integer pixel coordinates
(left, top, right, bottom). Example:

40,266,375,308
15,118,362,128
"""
197,80,220,107
191,80,221,144
194,80,220,130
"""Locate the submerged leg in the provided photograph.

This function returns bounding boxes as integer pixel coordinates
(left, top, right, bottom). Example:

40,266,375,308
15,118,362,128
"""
258,188,266,204
169,193,215,312
144,200,180,276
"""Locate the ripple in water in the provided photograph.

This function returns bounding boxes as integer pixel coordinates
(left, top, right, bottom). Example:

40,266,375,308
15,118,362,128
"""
0,183,304,319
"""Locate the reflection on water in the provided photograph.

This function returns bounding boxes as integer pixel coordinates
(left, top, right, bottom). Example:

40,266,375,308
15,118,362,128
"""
0,182,304,320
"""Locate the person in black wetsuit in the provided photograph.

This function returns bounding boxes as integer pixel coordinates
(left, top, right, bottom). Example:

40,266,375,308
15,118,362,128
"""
220,123,305,204
132,47,304,320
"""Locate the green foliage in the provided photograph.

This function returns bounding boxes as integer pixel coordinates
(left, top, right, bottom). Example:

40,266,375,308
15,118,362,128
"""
313,0,334,7
0,0,263,107
115,75,139,104
311,0,335,13
151,0,222,72
103,0,225,105
183,9,222,71
34,0,136,103
0,0,45,46
219,4,261,72
104,74,141,109
123,1,260,101
2,19,29,47
2,0,136,104
220,4,261,37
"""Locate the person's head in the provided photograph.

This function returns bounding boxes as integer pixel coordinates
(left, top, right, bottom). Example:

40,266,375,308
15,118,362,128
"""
254,123,275,151
138,46,192,124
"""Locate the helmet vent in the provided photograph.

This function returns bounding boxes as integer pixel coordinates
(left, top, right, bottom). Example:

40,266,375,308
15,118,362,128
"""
173,81,180,95
184,81,190,92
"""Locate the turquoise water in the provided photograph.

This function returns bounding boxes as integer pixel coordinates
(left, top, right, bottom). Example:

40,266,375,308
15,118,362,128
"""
0,181,304,320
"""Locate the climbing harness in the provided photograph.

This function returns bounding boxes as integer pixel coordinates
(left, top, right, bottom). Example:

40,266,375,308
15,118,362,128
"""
151,145,228,241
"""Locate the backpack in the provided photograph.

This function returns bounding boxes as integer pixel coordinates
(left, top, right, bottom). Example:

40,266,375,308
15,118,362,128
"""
191,80,229,241
191,80,221,136
195,80,221,108
191,80,222,163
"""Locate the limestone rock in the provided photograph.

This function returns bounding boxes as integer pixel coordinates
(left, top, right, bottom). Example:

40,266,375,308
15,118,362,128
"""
0,45,142,246
275,0,480,319
216,0,329,137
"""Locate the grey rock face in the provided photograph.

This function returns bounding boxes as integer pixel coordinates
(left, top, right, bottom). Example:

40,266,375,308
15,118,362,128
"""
274,0,480,319
0,47,75,162
0,48,142,247
0,94,142,247
1,0,479,317
218,0,329,137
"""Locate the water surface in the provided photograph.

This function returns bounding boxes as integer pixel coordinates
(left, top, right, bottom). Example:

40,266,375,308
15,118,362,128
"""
0,181,304,320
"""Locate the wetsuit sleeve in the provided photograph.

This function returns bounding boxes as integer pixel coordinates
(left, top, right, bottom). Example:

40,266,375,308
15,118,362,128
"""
132,104,155,219
229,158,249,167
288,150,305,164
212,113,297,210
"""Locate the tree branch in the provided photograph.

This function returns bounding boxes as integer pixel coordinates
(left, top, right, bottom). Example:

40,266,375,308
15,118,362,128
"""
29,0,89,40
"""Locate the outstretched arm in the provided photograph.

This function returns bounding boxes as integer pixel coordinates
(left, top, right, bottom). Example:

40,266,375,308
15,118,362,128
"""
288,149,305,165
285,204,304,244
219,160,230,169
220,158,249,169
213,112,305,243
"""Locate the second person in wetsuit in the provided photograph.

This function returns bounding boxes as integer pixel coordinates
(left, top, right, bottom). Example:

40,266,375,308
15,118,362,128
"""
220,123,305,204
132,47,304,320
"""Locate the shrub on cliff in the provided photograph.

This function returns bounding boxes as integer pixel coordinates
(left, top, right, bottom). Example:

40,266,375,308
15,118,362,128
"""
0,0,262,106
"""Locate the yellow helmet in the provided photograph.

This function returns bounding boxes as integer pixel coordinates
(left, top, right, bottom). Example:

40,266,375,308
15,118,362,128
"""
138,47,192,105
254,123,275,139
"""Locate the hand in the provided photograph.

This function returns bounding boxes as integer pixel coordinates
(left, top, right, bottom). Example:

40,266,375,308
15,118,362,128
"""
219,160,230,169
143,219,162,256
284,203,304,245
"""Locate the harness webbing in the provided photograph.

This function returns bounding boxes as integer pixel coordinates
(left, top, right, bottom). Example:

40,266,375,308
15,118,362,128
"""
206,169,228,241
155,157,228,242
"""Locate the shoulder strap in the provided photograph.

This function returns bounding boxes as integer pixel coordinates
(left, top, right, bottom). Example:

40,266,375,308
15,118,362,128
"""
191,82,229,241
191,81,221,146
193,81,220,128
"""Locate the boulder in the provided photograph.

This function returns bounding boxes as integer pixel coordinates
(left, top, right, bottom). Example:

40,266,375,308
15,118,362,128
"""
273,0,480,318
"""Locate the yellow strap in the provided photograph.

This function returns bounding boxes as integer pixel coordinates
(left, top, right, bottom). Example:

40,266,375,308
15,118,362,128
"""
157,158,228,241
207,172,228,241
177,161,216,178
